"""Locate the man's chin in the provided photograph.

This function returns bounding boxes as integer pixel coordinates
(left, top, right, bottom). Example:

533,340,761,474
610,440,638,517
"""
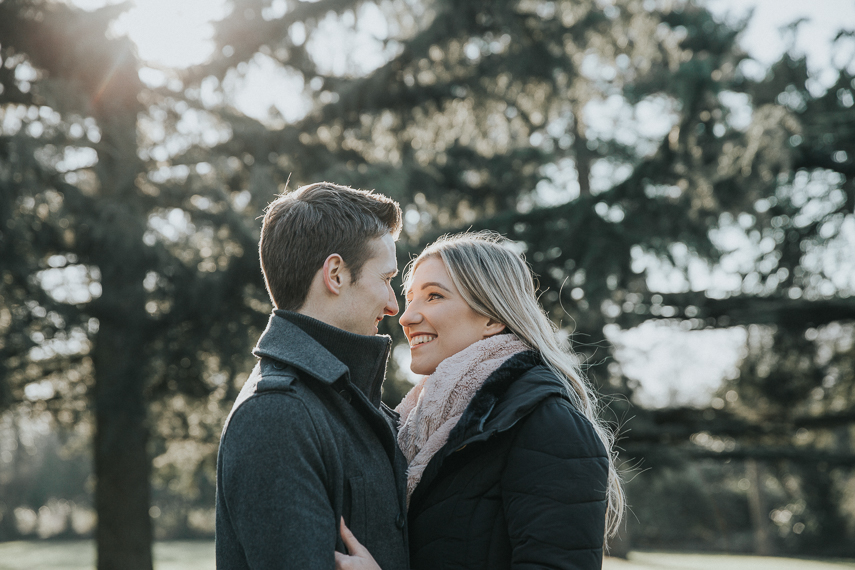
356,324,379,336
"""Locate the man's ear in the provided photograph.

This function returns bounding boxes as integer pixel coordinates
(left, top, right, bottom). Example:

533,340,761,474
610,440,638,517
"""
483,318,507,338
322,254,347,295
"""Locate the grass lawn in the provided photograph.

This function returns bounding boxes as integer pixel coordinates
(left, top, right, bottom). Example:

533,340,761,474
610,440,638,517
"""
0,541,213,570
608,551,855,570
0,541,853,569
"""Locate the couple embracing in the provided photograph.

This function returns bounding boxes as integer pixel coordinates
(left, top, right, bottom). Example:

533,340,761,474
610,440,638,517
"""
215,182,624,570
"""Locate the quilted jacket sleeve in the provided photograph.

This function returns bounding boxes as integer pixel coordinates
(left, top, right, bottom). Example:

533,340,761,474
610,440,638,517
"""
501,396,609,570
217,392,336,570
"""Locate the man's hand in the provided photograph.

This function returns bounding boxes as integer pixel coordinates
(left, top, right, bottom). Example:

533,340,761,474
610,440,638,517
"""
334,518,382,570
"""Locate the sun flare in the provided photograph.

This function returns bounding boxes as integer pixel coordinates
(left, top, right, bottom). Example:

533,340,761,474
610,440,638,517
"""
72,0,229,68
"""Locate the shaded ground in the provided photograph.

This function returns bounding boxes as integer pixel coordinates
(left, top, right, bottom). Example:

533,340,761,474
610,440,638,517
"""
0,541,853,569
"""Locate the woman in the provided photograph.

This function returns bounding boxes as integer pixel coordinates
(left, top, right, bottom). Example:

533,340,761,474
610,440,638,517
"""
336,231,624,570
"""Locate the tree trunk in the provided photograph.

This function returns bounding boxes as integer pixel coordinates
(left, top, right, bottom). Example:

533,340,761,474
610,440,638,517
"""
93,281,152,570
87,40,151,566
572,108,592,197
746,459,773,555
88,194,151,570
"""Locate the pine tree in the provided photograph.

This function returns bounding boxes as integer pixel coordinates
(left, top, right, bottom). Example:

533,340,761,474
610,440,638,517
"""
1,1,268,567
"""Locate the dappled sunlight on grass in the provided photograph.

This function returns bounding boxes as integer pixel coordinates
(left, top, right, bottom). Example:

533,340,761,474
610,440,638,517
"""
0,540,214,570
0,542,853,570
606,551,855,570
0,540,93,570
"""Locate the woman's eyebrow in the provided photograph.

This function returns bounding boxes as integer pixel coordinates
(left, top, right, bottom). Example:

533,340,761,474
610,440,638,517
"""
420,281,451,292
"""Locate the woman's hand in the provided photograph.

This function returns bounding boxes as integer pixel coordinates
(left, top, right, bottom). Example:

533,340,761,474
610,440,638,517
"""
334,518,382,570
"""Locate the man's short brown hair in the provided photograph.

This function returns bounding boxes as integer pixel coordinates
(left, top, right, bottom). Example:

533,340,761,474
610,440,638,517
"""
259,182,402,311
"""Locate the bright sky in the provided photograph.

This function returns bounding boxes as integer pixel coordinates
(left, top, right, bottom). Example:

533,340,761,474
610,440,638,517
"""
66,0,855,116
65,0,855,71
707,0,855,83
68,0,229,68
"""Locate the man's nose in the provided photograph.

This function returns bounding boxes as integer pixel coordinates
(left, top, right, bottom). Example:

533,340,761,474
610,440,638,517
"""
384,287,399,316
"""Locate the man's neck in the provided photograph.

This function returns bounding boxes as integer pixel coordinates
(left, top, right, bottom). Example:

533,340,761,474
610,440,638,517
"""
295,303,342,332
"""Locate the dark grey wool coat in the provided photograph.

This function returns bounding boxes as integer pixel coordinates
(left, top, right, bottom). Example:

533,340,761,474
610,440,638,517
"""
215,311,409,570
407,351,609,570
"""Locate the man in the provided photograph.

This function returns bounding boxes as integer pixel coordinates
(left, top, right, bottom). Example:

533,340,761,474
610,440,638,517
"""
216,182,409,569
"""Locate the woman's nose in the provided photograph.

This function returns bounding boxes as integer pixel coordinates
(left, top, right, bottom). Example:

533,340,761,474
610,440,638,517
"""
399,302,421,327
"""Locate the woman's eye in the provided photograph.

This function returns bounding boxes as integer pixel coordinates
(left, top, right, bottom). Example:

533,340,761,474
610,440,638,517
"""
427,293,443,301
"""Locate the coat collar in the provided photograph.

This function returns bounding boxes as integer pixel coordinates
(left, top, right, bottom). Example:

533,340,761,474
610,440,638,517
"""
252,310,392,406
408,351,572,508
445,351,570,448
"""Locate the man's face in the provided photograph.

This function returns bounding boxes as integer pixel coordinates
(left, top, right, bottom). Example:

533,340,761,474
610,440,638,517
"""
337,233,399,336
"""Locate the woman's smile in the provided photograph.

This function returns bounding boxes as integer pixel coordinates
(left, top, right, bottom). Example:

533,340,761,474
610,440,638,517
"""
409,334,437,348
400,256,505,375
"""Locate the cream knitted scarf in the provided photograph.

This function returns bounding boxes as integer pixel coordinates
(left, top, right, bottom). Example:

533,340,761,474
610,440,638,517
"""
395,334,530,504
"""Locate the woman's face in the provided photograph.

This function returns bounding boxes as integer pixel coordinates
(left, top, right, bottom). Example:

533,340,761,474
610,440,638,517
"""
400,255,505,375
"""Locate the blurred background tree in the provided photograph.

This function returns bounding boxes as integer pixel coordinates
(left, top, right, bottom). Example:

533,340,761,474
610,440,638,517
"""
1,0,853,567
0,1,269,568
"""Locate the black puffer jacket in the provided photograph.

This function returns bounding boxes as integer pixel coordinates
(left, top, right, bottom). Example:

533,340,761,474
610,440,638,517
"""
407,351,608,570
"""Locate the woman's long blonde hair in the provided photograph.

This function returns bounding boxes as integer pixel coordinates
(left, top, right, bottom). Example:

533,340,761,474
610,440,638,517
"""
404,230,625,539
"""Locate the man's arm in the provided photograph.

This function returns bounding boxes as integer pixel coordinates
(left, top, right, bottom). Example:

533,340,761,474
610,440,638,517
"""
219,392,336,570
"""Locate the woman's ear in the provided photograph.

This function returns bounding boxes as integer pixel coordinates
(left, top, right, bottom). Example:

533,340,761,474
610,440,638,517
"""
483,318,507,338
322,254,346,295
